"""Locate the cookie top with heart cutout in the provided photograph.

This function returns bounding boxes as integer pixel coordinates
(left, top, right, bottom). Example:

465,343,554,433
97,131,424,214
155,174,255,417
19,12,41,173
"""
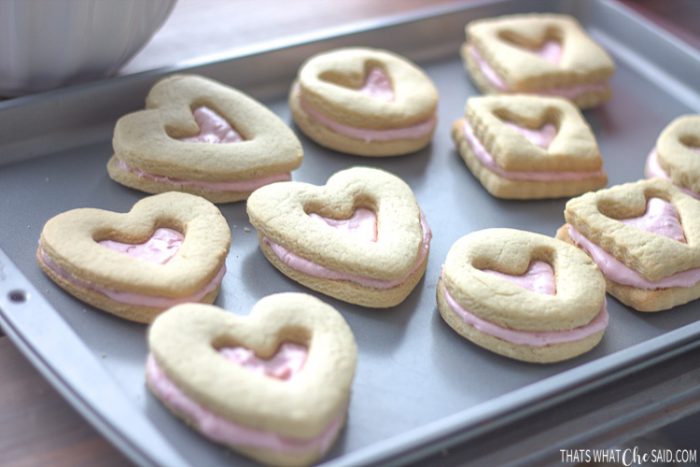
655,115,700,194
109,74,303,202
465,94,602,172
247,167,426,281
295,47,438,128
39,192,231,298
466,13,615,90
147,293,357,440
441,228,605,331
565,178,700,281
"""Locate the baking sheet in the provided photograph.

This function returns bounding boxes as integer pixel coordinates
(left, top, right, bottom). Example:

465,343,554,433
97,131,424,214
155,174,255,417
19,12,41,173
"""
1,0,700,466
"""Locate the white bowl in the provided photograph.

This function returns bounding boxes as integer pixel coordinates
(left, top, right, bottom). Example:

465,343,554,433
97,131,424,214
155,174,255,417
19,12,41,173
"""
0,0,177,96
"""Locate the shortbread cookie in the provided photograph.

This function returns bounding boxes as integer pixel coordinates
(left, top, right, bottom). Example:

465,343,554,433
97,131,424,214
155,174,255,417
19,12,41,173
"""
37,192,230,323
645,115,700,199
247,167,431,307
462,14,615,108
557,179,700,312
438,228,607,363
289,47,439,157
147,293,357,466
108,74,303,203
452,94,607,199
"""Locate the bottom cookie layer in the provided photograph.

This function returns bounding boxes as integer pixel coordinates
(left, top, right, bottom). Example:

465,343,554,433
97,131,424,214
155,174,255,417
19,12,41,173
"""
107,156,288,204
36,248,221,323
436,280,605,363
259,236,428,308
451,120,607,200
556,225,700,312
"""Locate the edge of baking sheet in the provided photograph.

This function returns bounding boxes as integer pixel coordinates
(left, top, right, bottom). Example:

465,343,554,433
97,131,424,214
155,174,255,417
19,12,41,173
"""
1,0,699,466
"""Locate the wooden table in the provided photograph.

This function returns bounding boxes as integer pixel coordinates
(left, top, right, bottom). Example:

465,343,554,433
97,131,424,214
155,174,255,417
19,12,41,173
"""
1,1,698,465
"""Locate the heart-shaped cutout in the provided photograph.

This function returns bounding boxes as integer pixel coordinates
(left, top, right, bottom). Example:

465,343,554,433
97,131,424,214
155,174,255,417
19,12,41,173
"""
179,106,244,144
620,197,686,242
37,192,230,323
108,74,303,203
504,121,558,149
565,179,700,283
219,342,307,381
438,228,607,363
498,30,563,65
483,261,556,295
146,293,357,466
247,167,431,307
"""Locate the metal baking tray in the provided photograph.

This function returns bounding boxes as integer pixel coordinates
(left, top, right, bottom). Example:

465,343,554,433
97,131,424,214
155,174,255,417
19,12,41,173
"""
1,0,699,465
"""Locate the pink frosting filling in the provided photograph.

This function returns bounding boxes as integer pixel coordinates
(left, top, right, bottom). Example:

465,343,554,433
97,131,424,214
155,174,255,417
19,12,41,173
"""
441,276,608,346
505,122,557,149
38,247,226,308
297,84,436,143
483,261,556,295
462,121,605,181
219,342,307,382
146,354,343,454
179,106,244,144
468,45,608,98
567,225,700,289
115,158,291,193
360,68,394,101
308,208,377,242
265,212,431,290
621,197,686,242
644,149,700,199
99,228,184,265
533,40,563,65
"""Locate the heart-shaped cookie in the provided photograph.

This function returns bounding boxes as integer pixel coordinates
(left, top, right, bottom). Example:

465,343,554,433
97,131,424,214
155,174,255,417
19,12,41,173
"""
462,13,615,108
146,293,357,466
108,74,303,203
645,114,700,198
452,94,607,199
289,47,439,156
558,178,700,311
247,167,431,308
37,192,230,323
438,228,607,363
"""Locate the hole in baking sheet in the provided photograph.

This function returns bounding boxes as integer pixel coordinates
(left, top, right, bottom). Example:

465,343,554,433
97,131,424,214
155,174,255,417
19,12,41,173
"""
8,289,27,303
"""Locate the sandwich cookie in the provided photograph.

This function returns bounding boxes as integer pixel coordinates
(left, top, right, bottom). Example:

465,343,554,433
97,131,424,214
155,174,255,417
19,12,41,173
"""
645,115,700,199
557,179,700,312
462,14,615,108
452,94,607,199
289,47,438,156
437,228,608,363
36,192,230,323
109,74,303,203
146,293,357,466
246,167,431,307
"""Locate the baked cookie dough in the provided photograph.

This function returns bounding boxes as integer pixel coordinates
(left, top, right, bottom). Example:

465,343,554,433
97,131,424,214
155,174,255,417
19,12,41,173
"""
247,167,431,307
37,192,230,323
438,228,608,363
290,47,438,156
147,293,357,466
109,74,303,203
452,94,607,199
462,14,615,108
558,179,700,311
645,115,700,199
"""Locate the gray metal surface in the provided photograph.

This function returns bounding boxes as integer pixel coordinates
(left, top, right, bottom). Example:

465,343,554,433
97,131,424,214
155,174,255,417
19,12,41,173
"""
1,0,699,466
